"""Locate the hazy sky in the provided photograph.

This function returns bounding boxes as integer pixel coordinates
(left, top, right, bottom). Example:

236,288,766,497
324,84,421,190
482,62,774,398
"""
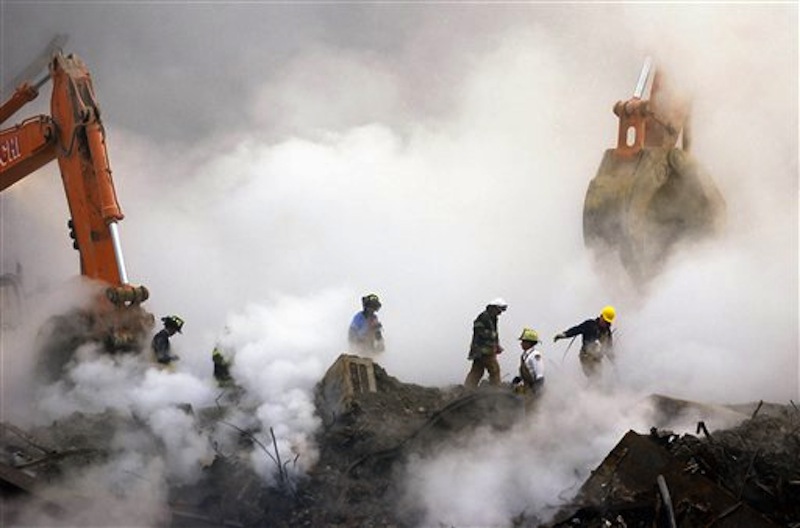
1,2,797,525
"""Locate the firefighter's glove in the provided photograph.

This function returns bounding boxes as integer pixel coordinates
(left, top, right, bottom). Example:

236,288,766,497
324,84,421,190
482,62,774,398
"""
553,333,566,343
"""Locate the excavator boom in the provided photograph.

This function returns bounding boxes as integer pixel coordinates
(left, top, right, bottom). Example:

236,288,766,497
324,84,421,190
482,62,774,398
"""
1,50,151,363
49,52,127,285
0,116,57,191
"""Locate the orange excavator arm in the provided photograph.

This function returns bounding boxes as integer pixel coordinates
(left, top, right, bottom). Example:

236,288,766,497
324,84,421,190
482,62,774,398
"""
1,51,150,352
0,79,58,192
1,52,145,298
48,52,127,287
583,57,725,285
610,57,692,158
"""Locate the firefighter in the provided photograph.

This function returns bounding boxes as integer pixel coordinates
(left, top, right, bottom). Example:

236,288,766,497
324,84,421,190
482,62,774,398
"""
152,315,183,365
349,294,385,354
212,346,233,386
464,298,508,388
512,328,545,395
554,305,615,378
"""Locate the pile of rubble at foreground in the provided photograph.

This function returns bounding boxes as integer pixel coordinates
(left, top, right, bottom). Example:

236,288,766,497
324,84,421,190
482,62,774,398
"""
549,401,800,528
1,357,798,527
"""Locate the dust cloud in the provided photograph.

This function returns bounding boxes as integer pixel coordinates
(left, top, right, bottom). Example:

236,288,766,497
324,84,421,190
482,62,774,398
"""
0,2,796,526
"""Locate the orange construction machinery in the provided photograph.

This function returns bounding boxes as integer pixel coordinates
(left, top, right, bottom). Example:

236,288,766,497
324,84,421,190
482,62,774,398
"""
583,58,726,284
0,49,152,357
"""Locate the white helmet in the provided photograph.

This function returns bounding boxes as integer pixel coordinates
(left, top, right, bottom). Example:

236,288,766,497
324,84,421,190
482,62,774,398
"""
488,297,508,310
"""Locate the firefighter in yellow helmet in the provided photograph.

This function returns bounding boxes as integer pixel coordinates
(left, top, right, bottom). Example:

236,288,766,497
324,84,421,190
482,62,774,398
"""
512,328,545,395
553,306,616,378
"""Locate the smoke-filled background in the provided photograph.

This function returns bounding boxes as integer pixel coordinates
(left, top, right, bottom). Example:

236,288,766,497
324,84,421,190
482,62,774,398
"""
0,2,797,526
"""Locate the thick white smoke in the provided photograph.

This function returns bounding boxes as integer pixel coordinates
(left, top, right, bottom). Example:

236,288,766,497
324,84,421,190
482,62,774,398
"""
0,2,796,526
34,349,217,479
400,377,750,527
215,290,352,481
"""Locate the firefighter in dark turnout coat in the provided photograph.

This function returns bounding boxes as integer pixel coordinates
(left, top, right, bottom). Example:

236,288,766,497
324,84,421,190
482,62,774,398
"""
464,298,508,388
554,306,616,378
152,315,184,365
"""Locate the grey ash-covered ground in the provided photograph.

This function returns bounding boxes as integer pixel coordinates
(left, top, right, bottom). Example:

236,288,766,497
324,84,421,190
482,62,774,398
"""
3,365,798,527
167,373,800,527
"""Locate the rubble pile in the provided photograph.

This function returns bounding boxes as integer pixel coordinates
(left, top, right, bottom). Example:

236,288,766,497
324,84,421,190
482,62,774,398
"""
667,405,800,525
551,403,800,527
2,357,798,527
294,361,522,527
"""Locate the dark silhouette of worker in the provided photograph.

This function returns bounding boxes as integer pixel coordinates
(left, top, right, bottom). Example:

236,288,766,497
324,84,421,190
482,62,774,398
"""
464,298,508,388
348,294,385,354
152,315,183,365
212,346,234,386
554,305,616,378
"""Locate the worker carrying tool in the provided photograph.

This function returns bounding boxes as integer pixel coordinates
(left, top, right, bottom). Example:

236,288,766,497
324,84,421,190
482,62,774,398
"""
512,328,545,395
152,315,183,365
554,305,615,378
348,294,385,354
464,298,508,388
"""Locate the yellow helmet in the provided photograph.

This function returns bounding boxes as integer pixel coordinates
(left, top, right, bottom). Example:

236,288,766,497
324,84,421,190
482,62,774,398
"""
518,328,539,343
600,305,616,323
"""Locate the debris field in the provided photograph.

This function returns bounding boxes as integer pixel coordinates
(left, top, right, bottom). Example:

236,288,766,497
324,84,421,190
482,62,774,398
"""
1,355,798,527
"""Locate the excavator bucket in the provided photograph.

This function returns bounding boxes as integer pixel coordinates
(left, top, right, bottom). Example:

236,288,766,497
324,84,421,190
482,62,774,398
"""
583,59,725,283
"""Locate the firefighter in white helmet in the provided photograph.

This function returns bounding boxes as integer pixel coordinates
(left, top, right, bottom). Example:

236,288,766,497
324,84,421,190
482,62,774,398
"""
464,298,508,388
554,305,616,378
